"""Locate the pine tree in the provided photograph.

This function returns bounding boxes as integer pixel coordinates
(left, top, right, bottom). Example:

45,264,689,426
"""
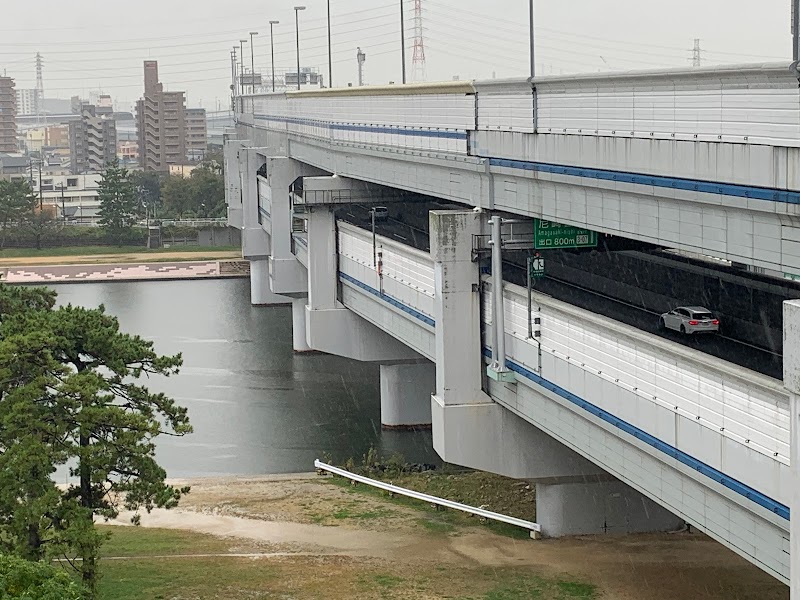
97,159,137,245
0,284,192,598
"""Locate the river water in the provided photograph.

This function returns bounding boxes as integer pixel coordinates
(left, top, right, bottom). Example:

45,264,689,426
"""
52,278,438,478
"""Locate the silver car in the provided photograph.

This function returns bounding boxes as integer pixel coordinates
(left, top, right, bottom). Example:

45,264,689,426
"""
660,306,719,335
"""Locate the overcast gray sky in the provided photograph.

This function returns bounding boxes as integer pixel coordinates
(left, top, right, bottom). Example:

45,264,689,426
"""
0,0,792,112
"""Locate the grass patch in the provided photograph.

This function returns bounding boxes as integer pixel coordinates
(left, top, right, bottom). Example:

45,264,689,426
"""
331,506,393,520
98,526,248,558
326,475,534,539
417,517,456,534
93,527,597,600
460,574,597,600
372,573,404,588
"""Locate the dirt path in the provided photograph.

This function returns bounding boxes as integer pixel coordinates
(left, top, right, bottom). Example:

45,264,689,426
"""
0,250,241,267
110,474,786,600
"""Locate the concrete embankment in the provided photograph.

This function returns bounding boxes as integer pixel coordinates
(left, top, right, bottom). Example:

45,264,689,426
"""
2,260,250,284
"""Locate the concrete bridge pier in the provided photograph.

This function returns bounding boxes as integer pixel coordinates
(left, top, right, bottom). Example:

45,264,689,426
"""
430,210,683,537
250,259,290,306
292,298,312,352
379,362,436,429
783,300,800,599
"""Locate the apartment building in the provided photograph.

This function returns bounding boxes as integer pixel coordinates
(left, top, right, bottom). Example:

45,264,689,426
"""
0,77,16,153
69,104,118,174
185,107,207,162
135,61,193,171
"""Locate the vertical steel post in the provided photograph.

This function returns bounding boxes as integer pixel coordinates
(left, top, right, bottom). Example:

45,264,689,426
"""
529,0,535,79
269,21,279,92
239,40,247,96
294,8,304,91
400,0,407,84
491,216,506,372
793,0,800,63
527,256,533,339
250,32,258,94
327,0,333,88
371,208,377,267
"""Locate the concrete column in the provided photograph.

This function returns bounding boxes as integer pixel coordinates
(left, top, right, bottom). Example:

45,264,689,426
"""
267,156,316,296
535,479,684,537
249,259,288,306
430,210,488,408
303,205,422,363
783,300,800,599
380,362,436,429
292,298,311,352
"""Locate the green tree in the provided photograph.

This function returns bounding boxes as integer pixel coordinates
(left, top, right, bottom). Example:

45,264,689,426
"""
0,285,192,598
129,170,163,219
0,181,36,249
97,160,137,244
20,209,57,251
161,175,192,219
0,554,84,600
188,166,225,218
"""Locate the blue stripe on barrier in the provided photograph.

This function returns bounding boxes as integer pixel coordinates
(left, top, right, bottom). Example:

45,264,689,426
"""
487,157,800,205
258,206,271,219
293,235,307,248
338,271,789,520
479,348,789,521
338,272,435,327
253,113,467,140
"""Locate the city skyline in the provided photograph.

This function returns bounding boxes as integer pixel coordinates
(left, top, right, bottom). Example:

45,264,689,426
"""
0,0,793,111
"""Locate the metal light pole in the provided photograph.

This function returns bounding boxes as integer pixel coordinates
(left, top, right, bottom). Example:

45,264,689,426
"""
400,0,406,84
249,32,258,94
294,6,306,91
269,20,279,92
239,39,248,96
327,0,333,88
529,0,535,79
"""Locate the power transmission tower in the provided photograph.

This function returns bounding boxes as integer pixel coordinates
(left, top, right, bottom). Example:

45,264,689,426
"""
411,0,426,82
357,47,366,86
691,38,702,68
35,52,44,126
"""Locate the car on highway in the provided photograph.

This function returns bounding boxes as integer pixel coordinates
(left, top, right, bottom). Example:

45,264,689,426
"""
660,306,720,335
371,206,389,222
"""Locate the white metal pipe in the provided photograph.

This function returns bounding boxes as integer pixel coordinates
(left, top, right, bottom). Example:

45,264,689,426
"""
315,460,541,533
491,216,507,372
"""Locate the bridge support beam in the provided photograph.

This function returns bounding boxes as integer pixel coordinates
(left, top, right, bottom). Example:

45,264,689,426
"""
292,298,312,352
783,300,800,599
266,156,320,296
304,205,423,362
535,479,684,537
249,259,290,306
380,362,435,429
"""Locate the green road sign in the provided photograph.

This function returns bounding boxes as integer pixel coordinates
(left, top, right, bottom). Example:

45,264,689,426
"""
534,219,598,250
528,256,545,279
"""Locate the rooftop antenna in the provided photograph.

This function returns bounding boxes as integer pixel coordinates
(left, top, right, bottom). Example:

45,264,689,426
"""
357,47,366,86
411,0,426,82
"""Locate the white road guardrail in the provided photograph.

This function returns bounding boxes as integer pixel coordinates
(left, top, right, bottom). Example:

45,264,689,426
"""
314,460,541,536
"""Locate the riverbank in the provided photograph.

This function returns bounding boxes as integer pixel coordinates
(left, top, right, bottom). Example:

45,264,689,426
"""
96,472,785,600
1,259,249,284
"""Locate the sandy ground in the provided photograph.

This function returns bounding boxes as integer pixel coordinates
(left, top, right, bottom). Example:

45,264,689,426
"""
109,474,787,600
0,250,241,267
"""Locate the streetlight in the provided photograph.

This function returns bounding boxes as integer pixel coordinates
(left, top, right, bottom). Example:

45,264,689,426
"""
269,20,279,92
399,0,406,84
239,39,248,96
55,183,66,223
294,6,306,91
529,0,535,79
327,0,332,88
249,31,259,94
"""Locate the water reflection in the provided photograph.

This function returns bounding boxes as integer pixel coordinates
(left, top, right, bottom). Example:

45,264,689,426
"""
52,278,438,477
